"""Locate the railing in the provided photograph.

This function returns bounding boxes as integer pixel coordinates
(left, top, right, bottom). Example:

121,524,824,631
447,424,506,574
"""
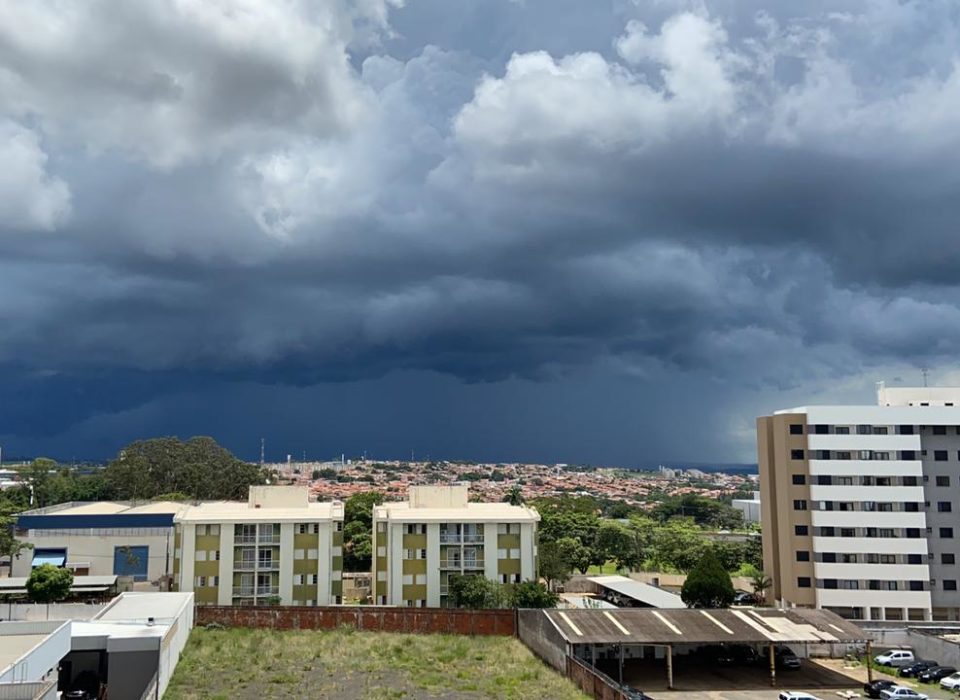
258,560,279,570
440,585,449,595
235,534,257,544
439,559,484,569
439,534,484,544
232,585,280,597
234,533,281,544
235,561,257,570
258,534,281,544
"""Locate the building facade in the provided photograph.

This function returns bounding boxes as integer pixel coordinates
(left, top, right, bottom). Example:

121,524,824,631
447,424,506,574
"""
759,383,960,622
13,501,181,582
172,486,344,606
372,485,539,607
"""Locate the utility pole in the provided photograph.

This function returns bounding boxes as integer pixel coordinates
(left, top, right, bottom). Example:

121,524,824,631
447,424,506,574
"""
260,438,265,466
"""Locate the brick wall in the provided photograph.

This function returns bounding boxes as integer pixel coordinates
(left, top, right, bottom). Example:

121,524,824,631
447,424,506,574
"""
195,605,516,636
566,656,626,700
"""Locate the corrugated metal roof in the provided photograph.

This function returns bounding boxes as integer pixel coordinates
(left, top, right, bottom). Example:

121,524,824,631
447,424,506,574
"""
542,607,868,645
588,575,685,609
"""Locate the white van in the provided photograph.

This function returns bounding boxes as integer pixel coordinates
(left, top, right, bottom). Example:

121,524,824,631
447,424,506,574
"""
874,650,915,667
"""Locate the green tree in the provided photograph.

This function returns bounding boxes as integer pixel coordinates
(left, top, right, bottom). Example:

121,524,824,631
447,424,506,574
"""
344,492,384,530
748,568,773,605
103,436,265,501
537,540,574,590
653,494,744,530
343,521,373,572
556,537,593,575
680,549,735,609
18,458,58,508
649,520,710,573
508,581,559,608
449,575,505,608
596,521,638,572
0,510,31,575
503,485,524,506
27,564,74,618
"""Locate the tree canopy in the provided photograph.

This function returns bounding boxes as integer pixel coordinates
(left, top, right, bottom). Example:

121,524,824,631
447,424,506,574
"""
449,574,505,609
103,436,266,501
27,564,74,605
680,549,735,609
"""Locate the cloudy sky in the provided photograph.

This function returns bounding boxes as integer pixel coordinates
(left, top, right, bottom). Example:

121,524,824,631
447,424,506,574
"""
1,0,957,466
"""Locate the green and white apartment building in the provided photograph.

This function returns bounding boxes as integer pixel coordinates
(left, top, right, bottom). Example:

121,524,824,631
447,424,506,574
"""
172,486,344,606
372,485,540,606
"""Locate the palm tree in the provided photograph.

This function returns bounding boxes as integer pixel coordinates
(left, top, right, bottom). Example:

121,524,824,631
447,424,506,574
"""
750,570,773,605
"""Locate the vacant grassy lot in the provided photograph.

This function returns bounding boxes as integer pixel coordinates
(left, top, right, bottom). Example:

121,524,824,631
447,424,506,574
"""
166,627,588,700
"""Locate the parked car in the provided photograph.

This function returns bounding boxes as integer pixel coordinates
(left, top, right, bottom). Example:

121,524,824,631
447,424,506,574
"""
717,644,758,665
880,687,928,700
875,650,916,667
864,679,898,698
939,672,960,690
919,665,957,683
776,646,801,670
899,661,938,678
733,591,755,605
778,692,823,700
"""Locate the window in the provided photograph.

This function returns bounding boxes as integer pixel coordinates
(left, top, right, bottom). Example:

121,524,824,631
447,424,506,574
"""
934,425,948,435
942,528,955,538
909,581,925,592
836,451,852,460
796,551,810,562
823,579,838,589
293,574,303,585
307,549,318,559
791,449,805,460
196,576,206,587
857,425,872,435
814,424,829,434
836,426,850,435
817,475,831,485
936,450,949,461
820,527,836,537
903,476,919,486
938,476,951,487
789,424,804,434
908,554,923,565
943,553,956,565
294,549,304,559
905,502,920,512
880,554,895,564
902,451,917,461
839,580,859,590
873,426,889,435
873,452,891,461
946,580,958,591
821,553,837,563
900,425,915,435
793,500,807,511
841,553,857,564
336,521,343,532
795,525,808,536
840,528,855,538
196,550,206,562
878,503,893,512
792,474,805,485
797,577,811,588
940,502,953,513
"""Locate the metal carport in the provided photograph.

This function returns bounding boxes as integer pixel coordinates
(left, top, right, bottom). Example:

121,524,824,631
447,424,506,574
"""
540,607,871,689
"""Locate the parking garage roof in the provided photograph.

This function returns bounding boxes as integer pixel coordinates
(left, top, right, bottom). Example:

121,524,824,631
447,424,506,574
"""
543,607,868,645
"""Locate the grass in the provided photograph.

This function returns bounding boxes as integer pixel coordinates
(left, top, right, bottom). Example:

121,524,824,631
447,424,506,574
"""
166,627,589,700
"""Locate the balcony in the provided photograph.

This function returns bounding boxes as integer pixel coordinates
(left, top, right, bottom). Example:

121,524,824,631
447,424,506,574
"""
258,534,281,545
234,534,257,544
439,533,484,544
439,559,484,569
234,560,257,571
232,585,280,597
440,585,449,596
257,560,280,570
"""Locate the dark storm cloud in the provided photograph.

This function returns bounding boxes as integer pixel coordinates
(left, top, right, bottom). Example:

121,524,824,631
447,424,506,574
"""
1,0,959,461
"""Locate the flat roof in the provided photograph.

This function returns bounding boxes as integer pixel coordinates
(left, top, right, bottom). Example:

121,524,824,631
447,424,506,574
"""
588,575,685,609
94,592,194,625
542,608,868,645
20,501,184,516
374,501,540,523
175,500,343,523
0,634,50,673
0,575,117,591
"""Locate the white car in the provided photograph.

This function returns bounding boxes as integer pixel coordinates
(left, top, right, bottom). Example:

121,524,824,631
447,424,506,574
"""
778,693,823,700
875,650,916,667
880,686,927,700
940,672,960,690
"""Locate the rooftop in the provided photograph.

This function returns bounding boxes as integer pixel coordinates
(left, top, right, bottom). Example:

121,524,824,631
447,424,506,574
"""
542,607,868,646
374,500,539,523
19,501,185,517
588,575,685,609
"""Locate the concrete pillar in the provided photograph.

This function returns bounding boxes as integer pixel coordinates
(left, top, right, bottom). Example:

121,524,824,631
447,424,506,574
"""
666,645,673,690
769,643,776,687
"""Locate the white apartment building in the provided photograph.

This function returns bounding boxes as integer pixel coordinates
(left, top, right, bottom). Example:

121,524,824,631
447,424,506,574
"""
173,486,344,606
759,383,960,622
372,485,539,607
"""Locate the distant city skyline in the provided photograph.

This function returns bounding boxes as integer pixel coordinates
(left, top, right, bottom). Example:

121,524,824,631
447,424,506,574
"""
2,1,957,466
